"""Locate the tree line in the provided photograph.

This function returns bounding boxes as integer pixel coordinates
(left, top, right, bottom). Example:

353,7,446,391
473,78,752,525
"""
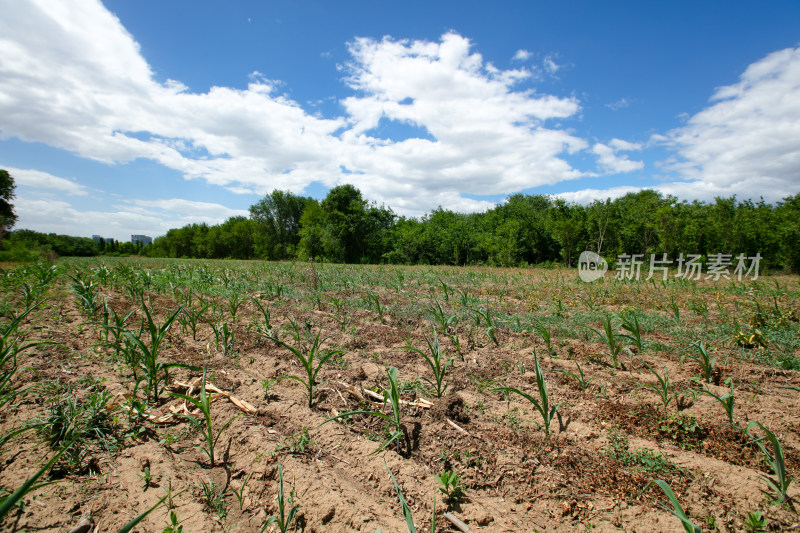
144,185,800,273
2,173,799,272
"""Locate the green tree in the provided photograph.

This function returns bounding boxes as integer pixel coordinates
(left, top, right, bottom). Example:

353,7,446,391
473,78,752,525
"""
249,190,309,259
0,169,18,243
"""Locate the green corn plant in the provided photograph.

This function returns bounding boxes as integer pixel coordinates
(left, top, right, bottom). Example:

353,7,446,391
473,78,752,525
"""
211,322,235,356
169,367,239,467
645,480,701,533
745,421,793,503
619,311,643,351
553,361,595,391
321,367,404,454
222,291,244,321
324,294,350,332
178,302,210,341
402,329,453,398
643,363,675,416
364,290,387,324
472,305,499,346
259,464,299,533
100,304,135,359
667,295,681,321
123,299,187,403
0,438,76,522
270,330,344,409
250,296,273,335
386,463,416,533
681,342,715,383
69,273,101,321
587,314,625,369
702,381,736,426
494,350,562,436
529,319,554,355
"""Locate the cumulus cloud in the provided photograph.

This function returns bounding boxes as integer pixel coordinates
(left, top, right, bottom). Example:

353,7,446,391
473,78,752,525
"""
554,186,644,205
591,139,644,174
0,1,593,222
2,166,88,195
658,46,800,202
512,49,532,62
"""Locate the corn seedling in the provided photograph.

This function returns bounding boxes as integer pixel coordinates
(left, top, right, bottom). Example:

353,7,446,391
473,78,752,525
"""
170,367,238,467
260,464,299,533
619,311,643,351
250,296,274,335
643,363,675,416
403,329,453,398
387,463,416,533
682,342,715,383
494,350,562,436
211,321,235,356
645,480,701,533
365,290,387,323
0,438,75,522
270,330,343,409
745,421,793,503
530,319,554,355
587,314,626,369
553,361,595,391
231,471,253,510
701,381,736,426
321,366,405,454
123,299,186,403
178,302,209,341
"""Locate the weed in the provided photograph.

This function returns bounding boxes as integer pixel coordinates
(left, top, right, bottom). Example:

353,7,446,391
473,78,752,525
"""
274,427,315,455
199,478,227,518
262,378,278,401
743,510,768,532
162,511,184,533
435,470,464,506
605,429,679,474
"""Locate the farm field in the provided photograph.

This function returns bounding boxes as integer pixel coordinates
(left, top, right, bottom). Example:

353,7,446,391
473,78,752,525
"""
1,258,799,532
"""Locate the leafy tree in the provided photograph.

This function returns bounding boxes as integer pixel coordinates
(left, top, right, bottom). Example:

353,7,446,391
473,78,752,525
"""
0,169,18,243
249,190,309,259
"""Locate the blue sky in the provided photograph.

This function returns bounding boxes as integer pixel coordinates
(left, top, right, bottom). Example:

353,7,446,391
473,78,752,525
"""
1,0,799,241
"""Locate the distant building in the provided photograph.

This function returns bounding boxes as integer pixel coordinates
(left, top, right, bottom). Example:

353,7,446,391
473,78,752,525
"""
131,234,152,246
92,235,103,243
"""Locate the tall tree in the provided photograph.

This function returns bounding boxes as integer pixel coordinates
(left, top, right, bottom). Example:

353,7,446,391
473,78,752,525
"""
0,169,18,243
249,190,309,259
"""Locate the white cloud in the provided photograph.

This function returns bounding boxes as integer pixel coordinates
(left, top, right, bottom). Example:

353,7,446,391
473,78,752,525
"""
605,98,630,111
542,54,560,75
0,2,593,221
591,139,644,174
554,186,643,205
659,46,800,202
131,198,249,219
512,49,532,62
2,166,87,195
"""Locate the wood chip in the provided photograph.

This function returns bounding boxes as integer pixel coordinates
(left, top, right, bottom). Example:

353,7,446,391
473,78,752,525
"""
444,512,473,533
